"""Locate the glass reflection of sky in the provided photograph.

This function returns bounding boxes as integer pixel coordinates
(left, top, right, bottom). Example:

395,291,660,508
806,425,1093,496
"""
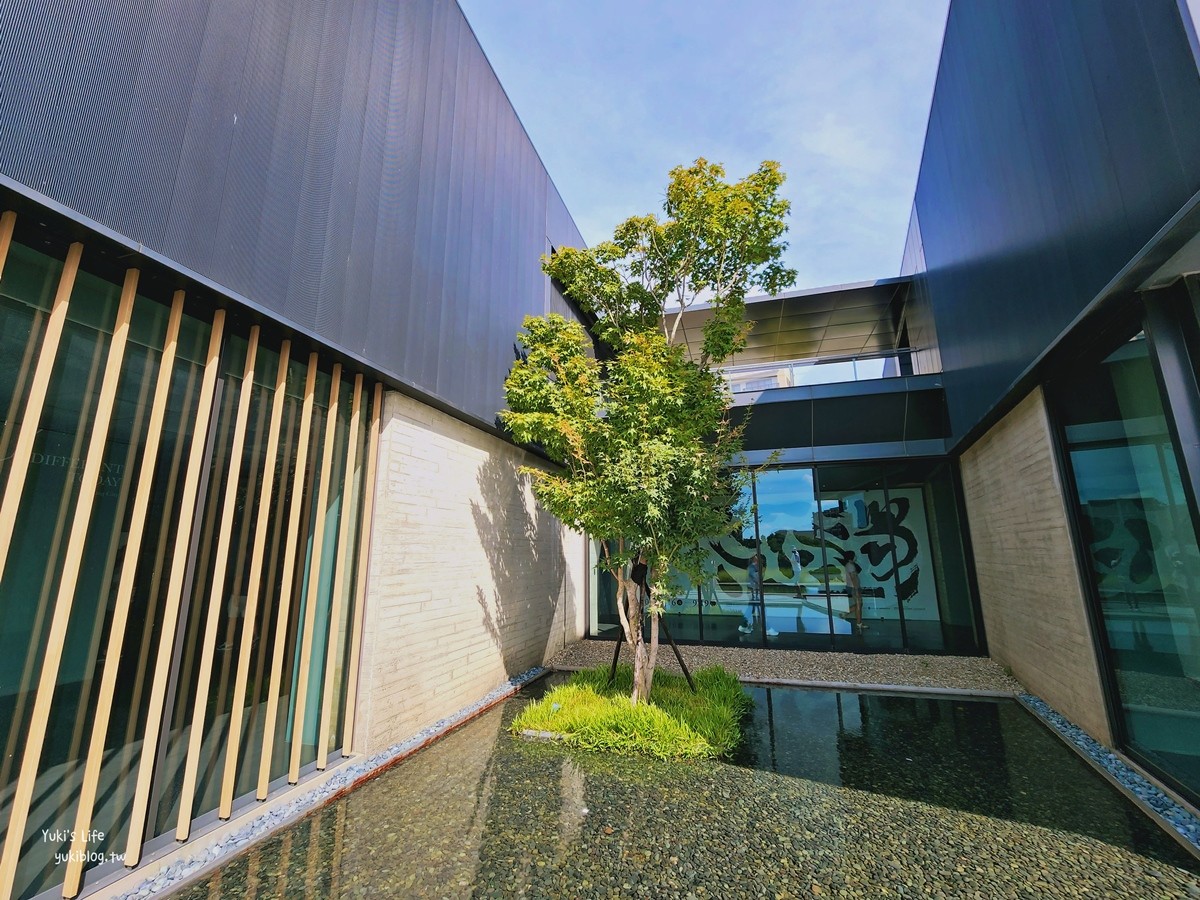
755,468,818,537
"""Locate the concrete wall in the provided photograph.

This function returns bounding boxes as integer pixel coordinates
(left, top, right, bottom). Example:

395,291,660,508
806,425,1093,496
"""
352,391,586,754
959,387,1112,744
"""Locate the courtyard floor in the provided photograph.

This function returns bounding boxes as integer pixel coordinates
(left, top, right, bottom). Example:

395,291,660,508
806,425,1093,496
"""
547,639,1024,694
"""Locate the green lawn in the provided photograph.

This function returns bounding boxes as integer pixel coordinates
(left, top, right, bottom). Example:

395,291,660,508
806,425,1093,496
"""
511,664,752,760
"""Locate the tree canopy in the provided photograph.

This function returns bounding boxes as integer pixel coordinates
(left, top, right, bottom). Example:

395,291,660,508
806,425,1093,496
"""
502,159,796,702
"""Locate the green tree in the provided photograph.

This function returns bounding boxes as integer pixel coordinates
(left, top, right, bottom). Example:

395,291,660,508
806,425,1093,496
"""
502,159,796,703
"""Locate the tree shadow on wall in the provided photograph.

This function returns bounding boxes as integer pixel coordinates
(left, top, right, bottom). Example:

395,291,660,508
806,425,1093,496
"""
469,452,568,676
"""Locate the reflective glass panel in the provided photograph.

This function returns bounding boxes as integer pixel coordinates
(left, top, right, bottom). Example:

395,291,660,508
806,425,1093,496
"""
754,468,831,649
1,264,122,899
659,564,701,642
1057,332,1200,802
588,541,622,638
242,352,309,792
886,459,979,653
153,334,252,836
818,465,908,652
695,480,761,645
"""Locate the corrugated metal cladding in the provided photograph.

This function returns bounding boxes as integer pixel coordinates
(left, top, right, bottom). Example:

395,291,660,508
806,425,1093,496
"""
0,0,585,426
910,0,1200,447
897,208,941,378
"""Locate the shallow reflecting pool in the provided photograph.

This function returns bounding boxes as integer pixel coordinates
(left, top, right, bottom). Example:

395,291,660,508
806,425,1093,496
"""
176,679,1200,898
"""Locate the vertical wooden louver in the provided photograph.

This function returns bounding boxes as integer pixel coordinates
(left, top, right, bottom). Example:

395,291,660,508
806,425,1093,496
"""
0,266,138,899
123,309,226,866
61,291,187,897
258,353,318,798
288,365,342,783
342,382,383,755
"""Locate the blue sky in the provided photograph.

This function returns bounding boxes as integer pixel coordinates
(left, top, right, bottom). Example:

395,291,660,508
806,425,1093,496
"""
458,0,950,290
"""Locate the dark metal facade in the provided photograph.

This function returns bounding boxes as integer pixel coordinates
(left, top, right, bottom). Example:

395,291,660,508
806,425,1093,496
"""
0,0,584,427
732,374,950,463
906,0,1200,447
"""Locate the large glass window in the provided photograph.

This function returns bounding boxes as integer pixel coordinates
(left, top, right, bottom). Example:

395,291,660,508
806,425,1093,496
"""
889,460,980,653
2,261,127,897
697,480,760,644
1054,331,1200,803
613,462,982,654
817,465,910,652
587,543,621,638
93,307,210,864
753,468,832,649
0,226,381,899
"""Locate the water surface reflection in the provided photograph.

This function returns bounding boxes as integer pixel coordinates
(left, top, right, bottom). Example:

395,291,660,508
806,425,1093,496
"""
176,681,1199,899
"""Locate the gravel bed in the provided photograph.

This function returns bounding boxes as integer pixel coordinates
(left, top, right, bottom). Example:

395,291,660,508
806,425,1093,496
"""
547,639,1024,694
174,684,1200,899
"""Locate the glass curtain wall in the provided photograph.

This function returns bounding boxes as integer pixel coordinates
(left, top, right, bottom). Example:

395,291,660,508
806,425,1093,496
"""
0,216,381,900
1052,329,1200,804
752,468,830,649
693,479,759,644
817,462,976,653
817,465,908,652
587,462,980,655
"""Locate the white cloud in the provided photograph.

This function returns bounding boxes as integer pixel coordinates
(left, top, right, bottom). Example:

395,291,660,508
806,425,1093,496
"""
459,0,949,287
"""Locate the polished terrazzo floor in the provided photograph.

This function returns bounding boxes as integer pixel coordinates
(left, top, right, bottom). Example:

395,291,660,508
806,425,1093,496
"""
173,678,1199,899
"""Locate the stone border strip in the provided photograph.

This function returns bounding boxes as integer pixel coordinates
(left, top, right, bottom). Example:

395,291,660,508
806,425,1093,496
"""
1018,693,1200,862
103,666,547,899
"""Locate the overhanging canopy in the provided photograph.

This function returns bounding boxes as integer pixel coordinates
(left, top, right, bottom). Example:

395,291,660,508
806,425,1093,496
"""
670,277,912,366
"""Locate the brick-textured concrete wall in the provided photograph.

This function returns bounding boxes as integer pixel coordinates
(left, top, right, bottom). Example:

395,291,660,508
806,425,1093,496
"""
353,391,586,754
959,387,1113,744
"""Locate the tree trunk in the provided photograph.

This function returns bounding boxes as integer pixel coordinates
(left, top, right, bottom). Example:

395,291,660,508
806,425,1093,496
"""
629,582,651,704
614,567,636,644
630,627,650,705
602,541,636,647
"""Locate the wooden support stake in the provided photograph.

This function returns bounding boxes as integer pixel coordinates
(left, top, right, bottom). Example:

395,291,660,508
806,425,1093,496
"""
658,618,696,692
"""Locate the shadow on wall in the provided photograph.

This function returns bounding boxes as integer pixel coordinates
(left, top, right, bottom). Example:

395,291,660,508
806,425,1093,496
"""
470,452,567,675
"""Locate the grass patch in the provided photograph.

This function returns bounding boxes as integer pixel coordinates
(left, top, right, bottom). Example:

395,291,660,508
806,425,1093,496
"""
511,664,752,760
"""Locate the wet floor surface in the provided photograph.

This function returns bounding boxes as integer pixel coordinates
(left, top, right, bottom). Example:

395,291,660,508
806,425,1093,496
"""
176,678,1200,899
